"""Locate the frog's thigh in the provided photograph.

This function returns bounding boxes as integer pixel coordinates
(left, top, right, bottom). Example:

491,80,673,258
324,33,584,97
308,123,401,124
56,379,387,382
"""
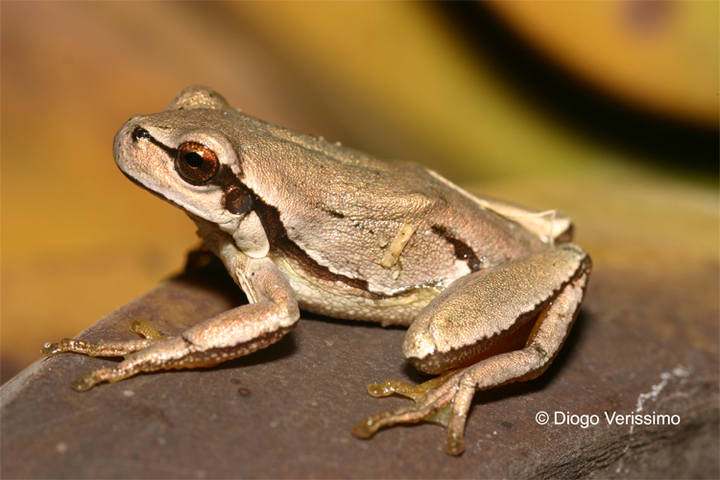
459,266,589,389
445,266,589,433
71,259,300,391
403,244,590,375
442,266,589,454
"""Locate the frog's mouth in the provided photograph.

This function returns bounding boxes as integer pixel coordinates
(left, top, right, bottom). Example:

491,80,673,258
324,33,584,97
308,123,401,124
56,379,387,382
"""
116,167,186,211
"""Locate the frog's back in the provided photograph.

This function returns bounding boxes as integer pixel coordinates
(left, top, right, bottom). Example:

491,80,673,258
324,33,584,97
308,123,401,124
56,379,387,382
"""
232,116,547,321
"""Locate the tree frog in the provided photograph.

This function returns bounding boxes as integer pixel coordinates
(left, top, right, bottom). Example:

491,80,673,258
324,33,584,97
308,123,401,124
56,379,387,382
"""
43,86,591,455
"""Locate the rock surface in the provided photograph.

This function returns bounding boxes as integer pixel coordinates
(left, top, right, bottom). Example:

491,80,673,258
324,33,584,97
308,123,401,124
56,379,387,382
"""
2,178,717,478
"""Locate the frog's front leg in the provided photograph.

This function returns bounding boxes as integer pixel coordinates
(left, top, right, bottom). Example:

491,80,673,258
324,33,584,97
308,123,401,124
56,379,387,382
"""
44,257,300,391
353,244,591,455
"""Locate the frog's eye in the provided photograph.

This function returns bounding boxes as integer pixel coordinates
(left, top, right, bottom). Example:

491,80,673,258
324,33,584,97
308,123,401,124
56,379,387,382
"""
175,142,219,185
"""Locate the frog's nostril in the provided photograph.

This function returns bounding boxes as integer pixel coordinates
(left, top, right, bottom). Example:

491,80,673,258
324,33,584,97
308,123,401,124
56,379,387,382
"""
131,126,152,142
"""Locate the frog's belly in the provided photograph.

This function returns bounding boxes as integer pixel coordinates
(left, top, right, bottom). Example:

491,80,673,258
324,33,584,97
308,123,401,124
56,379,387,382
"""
276,258,443,327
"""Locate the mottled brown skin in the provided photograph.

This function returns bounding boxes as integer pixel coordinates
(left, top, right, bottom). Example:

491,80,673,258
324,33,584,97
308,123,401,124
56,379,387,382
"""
43,86,591,455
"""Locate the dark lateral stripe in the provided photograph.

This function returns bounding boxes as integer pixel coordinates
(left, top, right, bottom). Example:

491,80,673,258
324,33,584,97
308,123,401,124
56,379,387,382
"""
250,196,374,294
431,224,482,272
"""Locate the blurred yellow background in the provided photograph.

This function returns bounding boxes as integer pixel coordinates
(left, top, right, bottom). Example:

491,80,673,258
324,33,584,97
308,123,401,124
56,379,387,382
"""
2,1,718,382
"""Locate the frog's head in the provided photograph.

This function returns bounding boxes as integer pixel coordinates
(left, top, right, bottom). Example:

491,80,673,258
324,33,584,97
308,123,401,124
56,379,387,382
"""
114,86,280,257
115,85,248,221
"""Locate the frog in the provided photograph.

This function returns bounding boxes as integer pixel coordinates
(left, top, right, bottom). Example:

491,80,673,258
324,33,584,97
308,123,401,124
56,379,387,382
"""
43,86,591,456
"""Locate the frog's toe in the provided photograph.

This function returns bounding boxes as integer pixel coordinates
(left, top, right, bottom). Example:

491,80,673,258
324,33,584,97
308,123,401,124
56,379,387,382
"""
69,364,138,391
366,368,463,400
42,341,63,356
129,319,163,339
366,380,418,399
351,413,384,438
71,371,104,392
446,430,465,456
352,404,429,438
42,338,86,356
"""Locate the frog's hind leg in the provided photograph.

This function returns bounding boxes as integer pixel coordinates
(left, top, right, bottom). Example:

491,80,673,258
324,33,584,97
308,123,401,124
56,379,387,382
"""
353,246,591,455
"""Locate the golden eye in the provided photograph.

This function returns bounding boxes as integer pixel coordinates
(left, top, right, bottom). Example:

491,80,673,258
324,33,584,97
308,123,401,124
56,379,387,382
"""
175,142,219,185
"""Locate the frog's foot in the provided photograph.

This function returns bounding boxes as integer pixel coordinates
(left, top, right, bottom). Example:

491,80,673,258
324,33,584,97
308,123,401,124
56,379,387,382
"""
353,255,590,455
45,258,301,392
42,320,164,358
41,320,176,391
65,322,294,391
352,369,471,455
